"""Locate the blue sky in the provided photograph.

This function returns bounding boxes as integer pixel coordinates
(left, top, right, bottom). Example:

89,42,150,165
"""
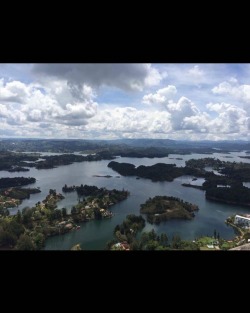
0,63,250,140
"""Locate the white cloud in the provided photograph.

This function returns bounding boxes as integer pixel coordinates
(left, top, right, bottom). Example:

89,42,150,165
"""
142,85,177,105
188,65,204,78
206,102,248,134
2,64,250,140
0,103,9,117
166,96,206,131
144,64,168,87
0,78,98,130
86,107,172,137
0,79,33,103
212,79,250,103
206,102,231,113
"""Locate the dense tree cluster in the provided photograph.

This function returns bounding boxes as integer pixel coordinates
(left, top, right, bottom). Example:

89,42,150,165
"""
0,177,36,188
206,185,250,206
140,196,198,224
108,161,185,181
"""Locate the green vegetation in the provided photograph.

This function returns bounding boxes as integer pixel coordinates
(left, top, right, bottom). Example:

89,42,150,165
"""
140,196,199,224
68,185,129,223
0,184,129,250
0,151,38,171
0,187,41,213
35,153,115,170
107,214,248,250
185,157,223,169
1,187,41,200
107,215,200,250
0,177,36,188
0,150,115,172
8,167,30,172
183,158,250,206
108,161,185,181
206,185,250,206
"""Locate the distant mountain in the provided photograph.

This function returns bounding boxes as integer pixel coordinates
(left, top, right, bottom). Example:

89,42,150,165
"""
2,137,250,153
109,138,176,147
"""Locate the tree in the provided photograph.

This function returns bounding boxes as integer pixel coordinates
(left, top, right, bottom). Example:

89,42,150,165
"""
115,231,127,242
130,240,140,250
71,206,77,215
49,189,56,196
146,240,159,250
33,233,45,249
172,234,182,249
160,233,168,247
22,208,33,228
214,229,217,239
16,210,22,223
94,208,102,220
62,207,67,218
16,234,35,250
0,230,17,247
148,229,157,241
54,209,62,219
5,220,25,237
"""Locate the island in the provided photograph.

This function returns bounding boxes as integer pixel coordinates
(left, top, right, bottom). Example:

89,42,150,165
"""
0,185,129,250
0,151,116,172
93,175,112,178
0,177,36,188
65,184,129,223
108,161,185,181
8,167,30,172
140,196,199,224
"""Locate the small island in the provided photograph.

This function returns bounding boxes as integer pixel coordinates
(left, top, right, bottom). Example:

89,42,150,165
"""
93,175,112,178
0,177,36,188
8,166,30,172
140,196,199,224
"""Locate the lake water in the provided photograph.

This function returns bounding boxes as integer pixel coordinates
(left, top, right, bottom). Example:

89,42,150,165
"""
1,151,250,250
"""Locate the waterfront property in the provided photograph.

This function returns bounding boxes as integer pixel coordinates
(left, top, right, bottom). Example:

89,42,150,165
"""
234,215,250,228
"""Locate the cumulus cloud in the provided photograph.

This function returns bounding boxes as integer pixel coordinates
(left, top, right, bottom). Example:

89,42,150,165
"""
32,64,166,93
86,107,172,137
143,84,209,132
166,96,207,131
2,64,250,140
0,79,33,103
0,78,98,130
142,85,177,105
212,79,250,103
142,81,250,138
207,102,248,134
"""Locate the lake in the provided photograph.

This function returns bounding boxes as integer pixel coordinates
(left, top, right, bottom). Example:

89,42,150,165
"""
1,151,250,250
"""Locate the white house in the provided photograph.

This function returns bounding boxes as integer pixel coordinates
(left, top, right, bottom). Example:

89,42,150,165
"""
234,215,250,228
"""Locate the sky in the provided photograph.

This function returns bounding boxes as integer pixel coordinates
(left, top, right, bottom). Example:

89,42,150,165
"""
1,63,250,141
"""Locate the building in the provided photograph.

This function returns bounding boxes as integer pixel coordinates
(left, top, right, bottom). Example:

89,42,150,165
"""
234,215,250,228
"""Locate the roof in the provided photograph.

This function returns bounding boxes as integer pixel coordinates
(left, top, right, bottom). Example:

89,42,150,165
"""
235,215,250,222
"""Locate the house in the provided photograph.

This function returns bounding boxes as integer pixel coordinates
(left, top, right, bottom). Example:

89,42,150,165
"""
207,245,214,249
234,215,250,228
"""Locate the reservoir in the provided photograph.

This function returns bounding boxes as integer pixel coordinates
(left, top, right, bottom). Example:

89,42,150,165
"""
1,151,250,249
